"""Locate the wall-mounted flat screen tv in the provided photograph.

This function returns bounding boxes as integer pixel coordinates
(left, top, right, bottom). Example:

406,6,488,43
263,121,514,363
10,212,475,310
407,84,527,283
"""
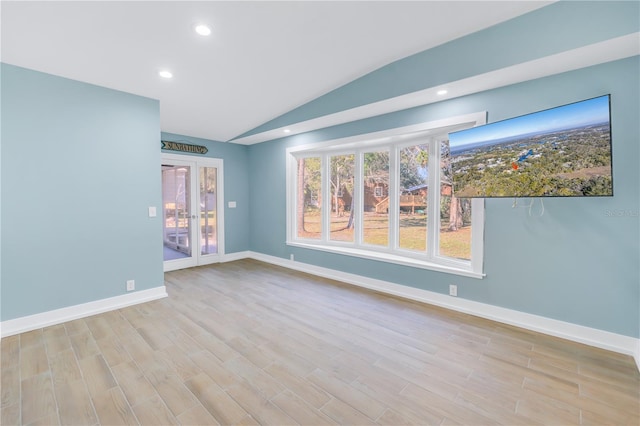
449,95,613,198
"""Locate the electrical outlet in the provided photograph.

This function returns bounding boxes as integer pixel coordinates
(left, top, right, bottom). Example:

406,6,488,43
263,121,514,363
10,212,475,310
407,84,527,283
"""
449,284,457,297
290,254,295,261
126,280,135,292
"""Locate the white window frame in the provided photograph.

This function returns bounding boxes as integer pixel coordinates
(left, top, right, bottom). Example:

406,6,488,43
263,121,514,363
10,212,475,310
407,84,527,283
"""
286,112,486,279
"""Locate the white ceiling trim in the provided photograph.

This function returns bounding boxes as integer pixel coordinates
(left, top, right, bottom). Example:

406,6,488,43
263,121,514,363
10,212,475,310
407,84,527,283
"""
231,32,639,145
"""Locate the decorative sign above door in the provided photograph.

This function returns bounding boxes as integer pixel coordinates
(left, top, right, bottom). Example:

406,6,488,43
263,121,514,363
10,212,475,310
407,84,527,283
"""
161,140,208,155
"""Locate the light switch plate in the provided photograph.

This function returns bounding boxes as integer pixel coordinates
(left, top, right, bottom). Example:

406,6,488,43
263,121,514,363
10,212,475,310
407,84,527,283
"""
228,201,237,208
148,206,157,217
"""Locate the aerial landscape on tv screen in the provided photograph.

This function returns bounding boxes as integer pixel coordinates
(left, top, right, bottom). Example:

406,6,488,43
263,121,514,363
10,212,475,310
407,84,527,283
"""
449,95,613,198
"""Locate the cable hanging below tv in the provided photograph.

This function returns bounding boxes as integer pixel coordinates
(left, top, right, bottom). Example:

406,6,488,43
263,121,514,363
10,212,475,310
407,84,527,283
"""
449,95,613,198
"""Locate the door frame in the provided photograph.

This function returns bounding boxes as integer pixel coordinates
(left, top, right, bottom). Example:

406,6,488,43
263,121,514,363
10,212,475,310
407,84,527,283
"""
162,153,225,272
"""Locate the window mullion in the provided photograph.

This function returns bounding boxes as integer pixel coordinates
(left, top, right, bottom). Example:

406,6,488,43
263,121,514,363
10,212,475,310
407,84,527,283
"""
354,151,363,246
294,155,300,241
426,138,439,260
389,146,399,250
288,155,296,242
321,155,330,242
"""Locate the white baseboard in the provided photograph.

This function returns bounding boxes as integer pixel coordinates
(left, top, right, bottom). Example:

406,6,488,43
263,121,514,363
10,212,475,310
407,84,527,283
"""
3,253,638,372
247,251,640,369
222,251,252,263
0,286,168,338
0,251,247,337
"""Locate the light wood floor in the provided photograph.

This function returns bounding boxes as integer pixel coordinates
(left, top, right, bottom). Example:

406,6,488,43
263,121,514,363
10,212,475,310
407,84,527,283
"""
1,259,639,425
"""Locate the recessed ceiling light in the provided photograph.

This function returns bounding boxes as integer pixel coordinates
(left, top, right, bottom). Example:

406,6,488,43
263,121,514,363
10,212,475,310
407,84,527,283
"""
195,24,211,36
283,129,291,133
159,70,173,79
437,89,448,96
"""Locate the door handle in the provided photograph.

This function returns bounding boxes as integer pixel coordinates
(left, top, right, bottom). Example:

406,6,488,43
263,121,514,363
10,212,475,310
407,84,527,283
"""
191,215,197,219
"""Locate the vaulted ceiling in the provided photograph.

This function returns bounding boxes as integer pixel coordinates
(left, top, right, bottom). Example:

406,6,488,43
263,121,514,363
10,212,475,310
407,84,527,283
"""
2,1,552,142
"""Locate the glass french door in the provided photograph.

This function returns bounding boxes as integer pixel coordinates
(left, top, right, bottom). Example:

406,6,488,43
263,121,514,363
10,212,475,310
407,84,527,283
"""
161,154,224,271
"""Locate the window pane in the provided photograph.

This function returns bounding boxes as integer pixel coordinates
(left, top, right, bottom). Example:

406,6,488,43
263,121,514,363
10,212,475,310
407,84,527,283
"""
440,140,472,260
162,166,191,257
399,144,428,251
363,151,389,246
330,154,355,242
296,157,322,239
200,166,217,255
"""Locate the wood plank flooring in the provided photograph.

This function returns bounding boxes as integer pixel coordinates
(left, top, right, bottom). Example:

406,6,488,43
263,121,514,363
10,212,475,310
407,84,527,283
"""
1,259,639,425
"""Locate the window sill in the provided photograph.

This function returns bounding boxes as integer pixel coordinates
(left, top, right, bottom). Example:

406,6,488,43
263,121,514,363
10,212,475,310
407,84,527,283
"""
286,240,485,279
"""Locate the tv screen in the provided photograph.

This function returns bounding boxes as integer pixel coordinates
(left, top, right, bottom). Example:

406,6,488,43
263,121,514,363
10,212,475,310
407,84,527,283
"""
449,95,613,198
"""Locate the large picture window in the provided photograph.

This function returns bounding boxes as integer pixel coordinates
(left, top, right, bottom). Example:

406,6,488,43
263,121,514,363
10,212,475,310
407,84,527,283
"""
286,112,486,278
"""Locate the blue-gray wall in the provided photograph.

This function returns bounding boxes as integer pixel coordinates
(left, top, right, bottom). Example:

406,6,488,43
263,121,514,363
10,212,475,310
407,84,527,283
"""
248,57,640,339
1,1,638,341
161,132,250,254
247,1,639,338
1,64,164,321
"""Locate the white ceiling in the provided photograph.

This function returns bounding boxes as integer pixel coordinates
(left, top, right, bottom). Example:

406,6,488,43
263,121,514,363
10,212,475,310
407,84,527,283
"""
1,1,553,142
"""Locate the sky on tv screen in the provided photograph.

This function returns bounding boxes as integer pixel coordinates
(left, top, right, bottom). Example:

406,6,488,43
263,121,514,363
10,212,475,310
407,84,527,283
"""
450,95,610,151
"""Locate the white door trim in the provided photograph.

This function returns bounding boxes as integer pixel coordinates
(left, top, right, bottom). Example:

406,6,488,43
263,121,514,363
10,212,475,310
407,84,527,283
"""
161,153,225,271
